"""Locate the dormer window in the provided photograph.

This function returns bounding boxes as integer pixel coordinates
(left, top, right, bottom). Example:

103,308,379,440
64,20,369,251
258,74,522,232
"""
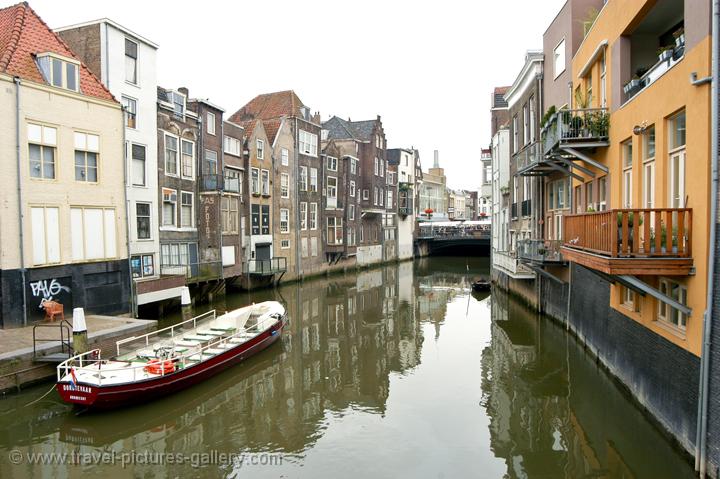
169,91,185,119
36,53,80,92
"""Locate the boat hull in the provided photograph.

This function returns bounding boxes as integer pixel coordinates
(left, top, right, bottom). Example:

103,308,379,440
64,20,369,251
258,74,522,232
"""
56,316,285,410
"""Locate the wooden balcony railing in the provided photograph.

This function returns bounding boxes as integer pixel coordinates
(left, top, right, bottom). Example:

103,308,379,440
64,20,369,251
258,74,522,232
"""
563,208,692,258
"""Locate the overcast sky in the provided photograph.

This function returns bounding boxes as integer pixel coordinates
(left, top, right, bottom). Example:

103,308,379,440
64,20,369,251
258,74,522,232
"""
17,0,566,191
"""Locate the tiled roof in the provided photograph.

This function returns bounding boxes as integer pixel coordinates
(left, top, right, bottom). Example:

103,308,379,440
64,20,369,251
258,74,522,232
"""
0,2,114,102
230,90,304,122
322,115,378,142
262,118,282,144
240,119,257,139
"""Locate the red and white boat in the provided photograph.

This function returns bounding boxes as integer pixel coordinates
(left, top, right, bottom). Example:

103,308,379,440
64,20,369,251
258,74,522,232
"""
56,301,286,409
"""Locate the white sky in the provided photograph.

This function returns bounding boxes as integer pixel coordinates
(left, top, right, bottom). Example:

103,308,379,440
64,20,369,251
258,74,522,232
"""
17,0,566,190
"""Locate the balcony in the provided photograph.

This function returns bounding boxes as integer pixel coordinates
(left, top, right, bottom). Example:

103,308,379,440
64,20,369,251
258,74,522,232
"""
517,239,564,265
515,141,546,176
200,174,223,192
243,257,288,276
160,261,223,282
492,250,535,279
542,108,609,156
562,209,693,275
624,44,684,103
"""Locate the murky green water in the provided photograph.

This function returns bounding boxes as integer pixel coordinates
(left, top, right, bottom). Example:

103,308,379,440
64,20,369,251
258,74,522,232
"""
0,257,695,478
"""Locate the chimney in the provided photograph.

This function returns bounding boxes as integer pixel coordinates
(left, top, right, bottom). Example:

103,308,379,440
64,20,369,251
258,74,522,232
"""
433,150,439,168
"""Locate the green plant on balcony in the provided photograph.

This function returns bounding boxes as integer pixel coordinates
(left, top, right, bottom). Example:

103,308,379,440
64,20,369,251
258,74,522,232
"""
574,89,592,109
657,46,674,62
673,27,685,47
399,182,411,192
586,111,609,137
649,224,679,252
617,211,643,227
540,105,556,128
586,206,596,212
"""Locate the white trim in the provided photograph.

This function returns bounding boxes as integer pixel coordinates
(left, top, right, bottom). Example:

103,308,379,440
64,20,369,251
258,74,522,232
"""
55,18,159,49
577,40,609,78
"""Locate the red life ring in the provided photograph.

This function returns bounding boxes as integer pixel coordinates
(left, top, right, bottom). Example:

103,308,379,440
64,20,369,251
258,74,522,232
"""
144,359,175,375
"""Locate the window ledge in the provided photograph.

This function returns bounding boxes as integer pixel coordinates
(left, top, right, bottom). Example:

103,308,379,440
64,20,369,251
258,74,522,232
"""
653,319,687,340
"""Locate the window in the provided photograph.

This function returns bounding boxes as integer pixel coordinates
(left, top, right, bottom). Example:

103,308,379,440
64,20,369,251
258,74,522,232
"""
300,202,307,230
261,169,270,195
310,168,318,192
310,202,318,230
669,111,686,208
529,96,536,142
327,156,338,171
374,186,379,205
553,38,565,78
281,239,290,249
281,148,289,166
621,286,639,312
374,158,379,176
585,182,594,211
131,144,146,186
160,243,197,270
74,132,99,182
658,278,688,330
363,189,369,201
180,192,194,228
280,208,290,233
256,139,264,160
131,254,154,278
300,166,308,191
122,96,137,128
204,149,218,175
221,196,238,233
522,104,529,145
600,51,607,108
206,112,216,135
162,188,177,226
169,91,185,118
36,53,79,91
379,187,384,206
347,227,355,246
598,176,607,211
251,168,260,194
311,237,318,257
164,134,178,175
512,115,518,153
327,177,337,208
281,173,289,198
136,203,151,239
299,130,318,156
251,204,260,235
261,205,270,235
349,204,355,220
327,217,344,245
380,159,385,177
181,140,194,178
70,207,117,260
622,140,633,208
125,38,137,84
643,126,656,210
387,189,393,208
224,135,241,156
28,124,56,179
350,158,357,174
350,180,356,197
30,206,60,265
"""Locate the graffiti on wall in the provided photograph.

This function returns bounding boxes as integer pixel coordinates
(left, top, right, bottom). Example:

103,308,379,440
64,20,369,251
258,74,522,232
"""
29,278,71,308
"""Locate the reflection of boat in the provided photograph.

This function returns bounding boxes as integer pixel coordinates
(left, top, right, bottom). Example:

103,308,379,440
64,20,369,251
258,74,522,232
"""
56,301,287,410
472,279,491,292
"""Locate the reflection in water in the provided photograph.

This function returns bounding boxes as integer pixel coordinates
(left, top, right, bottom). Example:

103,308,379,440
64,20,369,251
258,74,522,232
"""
0,257,694,478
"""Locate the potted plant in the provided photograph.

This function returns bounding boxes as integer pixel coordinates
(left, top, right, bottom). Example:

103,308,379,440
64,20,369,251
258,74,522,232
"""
617,212,643,252
540,105,557,128
586,111,609,137
673,27,685,48
657,46,674,62
623,76,642,95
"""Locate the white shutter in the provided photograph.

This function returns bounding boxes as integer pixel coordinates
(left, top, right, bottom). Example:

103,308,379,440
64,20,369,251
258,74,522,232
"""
84,209,104,259
45,207,60,263
31,207,46,265
70,208,84,260
222,246,235,266
104,209,117,258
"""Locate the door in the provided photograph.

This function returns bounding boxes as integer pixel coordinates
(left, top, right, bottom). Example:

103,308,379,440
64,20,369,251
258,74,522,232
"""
256,244,271,272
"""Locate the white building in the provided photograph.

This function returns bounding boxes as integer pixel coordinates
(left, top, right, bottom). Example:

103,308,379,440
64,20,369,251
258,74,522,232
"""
58,19,182,311
388,148,419,260
480,148,493,217
491,127,510,252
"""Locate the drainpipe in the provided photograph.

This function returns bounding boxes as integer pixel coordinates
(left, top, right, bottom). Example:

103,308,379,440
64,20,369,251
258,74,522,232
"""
219,116,225,284
294,117,302,277
121,106,136,317
14,77,28,327
696,0,719,475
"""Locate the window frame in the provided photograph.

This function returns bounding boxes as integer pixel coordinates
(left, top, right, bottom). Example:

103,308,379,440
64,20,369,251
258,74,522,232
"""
135,202,152,240
206,112,216,135
28,123,57,180
180,191,194,228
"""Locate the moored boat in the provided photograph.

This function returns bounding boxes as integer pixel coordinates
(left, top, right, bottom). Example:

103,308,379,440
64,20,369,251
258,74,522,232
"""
472,279,491,292
56,301,287,410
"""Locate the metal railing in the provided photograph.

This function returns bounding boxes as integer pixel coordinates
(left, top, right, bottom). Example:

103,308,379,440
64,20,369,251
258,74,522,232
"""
493,250,534,276
542,108,609,155
514,141,542,171
57,311,282,385
243,257,288,275
33,319,73,359
563,208,692,258
517,239,564,263
160,261,224,280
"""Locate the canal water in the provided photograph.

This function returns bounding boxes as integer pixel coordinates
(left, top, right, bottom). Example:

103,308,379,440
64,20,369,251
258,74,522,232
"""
0,257,696,478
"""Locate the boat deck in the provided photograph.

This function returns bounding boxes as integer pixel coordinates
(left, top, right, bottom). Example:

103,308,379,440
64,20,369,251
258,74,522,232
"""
58,302,283,387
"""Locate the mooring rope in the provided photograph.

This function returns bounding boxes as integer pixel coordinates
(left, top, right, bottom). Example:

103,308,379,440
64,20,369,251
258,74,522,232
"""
24,383,56,407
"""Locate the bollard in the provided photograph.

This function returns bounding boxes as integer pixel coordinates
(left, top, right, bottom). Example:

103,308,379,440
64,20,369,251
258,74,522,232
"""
181,286,192,307
72,307,88,354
